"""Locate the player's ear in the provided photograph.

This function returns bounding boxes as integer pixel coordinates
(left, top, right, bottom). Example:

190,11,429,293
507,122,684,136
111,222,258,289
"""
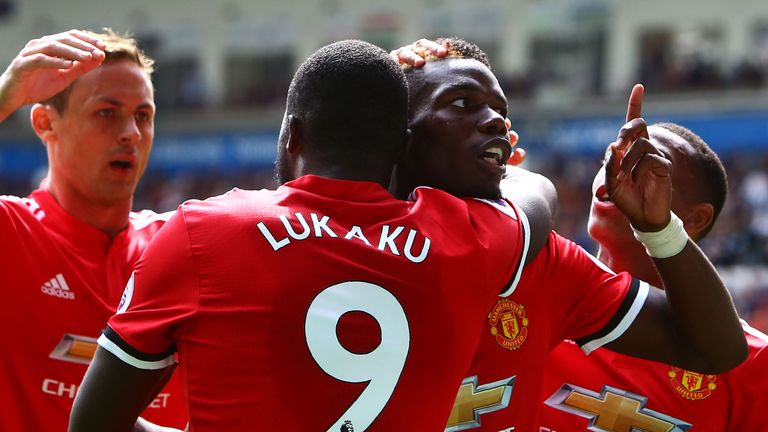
396,128,412,162
401,126,416,159
681,202,714,241
285,114,303,156
30,103,58,146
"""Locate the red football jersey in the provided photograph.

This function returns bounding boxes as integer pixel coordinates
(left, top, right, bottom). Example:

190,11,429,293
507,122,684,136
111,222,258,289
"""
102,175,529,431
0,188,188,431
447,231,648,432
538,320,768,431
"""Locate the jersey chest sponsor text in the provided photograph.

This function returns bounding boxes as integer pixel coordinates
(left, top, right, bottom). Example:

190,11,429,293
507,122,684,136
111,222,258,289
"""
257,211,431,263
43,333,172,408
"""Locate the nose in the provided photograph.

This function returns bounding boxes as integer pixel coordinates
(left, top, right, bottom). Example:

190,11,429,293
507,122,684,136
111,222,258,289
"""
118,117,142,144
478,107,506,135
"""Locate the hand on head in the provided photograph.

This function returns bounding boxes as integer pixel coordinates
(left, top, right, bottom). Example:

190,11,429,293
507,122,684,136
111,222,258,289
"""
390,38,447,67
0,30,106,118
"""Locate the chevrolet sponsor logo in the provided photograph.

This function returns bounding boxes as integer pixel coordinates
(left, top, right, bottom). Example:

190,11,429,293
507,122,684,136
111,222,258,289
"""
446,375,515,431
545,384,691,432
49,334,98,365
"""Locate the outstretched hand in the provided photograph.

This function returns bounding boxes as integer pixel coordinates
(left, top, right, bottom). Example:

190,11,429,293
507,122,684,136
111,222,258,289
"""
0,30,106,120
605,84,673,232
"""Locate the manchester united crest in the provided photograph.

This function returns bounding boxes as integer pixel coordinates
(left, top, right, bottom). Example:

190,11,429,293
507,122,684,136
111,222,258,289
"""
667,367,717,400
489,299,529,350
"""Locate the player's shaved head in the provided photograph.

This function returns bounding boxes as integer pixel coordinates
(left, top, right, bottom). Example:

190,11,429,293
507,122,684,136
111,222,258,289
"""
277,39,409,184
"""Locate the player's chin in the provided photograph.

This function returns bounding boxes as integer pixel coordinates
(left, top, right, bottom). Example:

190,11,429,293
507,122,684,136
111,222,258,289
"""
588,214,633,241
468,183,503,201
95,188,133,207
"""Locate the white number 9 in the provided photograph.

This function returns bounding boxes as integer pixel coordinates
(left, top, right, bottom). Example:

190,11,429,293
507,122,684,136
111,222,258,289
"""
305,281,410,431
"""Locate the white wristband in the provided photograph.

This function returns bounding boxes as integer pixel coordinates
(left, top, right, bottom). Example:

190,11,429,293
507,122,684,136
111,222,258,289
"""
632,213,689,259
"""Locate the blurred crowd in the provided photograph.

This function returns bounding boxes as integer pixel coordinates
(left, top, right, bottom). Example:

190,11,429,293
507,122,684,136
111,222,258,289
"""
160,53,768,112
1,150,766,329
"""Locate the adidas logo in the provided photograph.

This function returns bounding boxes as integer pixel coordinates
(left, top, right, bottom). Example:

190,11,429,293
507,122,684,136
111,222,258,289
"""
41,273,75,300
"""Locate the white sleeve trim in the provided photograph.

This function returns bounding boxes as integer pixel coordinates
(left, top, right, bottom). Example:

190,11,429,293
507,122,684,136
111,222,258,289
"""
499,200,530,297
97,334,175,371
580,280,650,355
742,319,768,343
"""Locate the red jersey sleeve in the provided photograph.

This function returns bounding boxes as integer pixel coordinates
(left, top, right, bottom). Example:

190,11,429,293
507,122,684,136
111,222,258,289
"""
99,207,199,370
729,322,768,431
541,232,649,353
466,198,530,297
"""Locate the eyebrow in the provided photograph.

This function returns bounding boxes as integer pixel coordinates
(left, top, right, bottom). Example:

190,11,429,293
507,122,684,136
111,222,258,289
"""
94,97,155,110
439,82,507,106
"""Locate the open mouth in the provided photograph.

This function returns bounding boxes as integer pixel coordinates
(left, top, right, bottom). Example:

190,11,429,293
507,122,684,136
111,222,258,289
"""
109,160,134,171
479,147,505,166
478,138,511,169
595,184,611,202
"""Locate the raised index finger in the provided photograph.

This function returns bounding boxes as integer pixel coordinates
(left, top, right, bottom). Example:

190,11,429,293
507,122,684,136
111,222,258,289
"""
626,83,644,122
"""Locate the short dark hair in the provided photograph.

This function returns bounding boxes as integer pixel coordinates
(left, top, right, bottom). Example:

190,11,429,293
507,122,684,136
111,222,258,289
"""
286,39,409,168
401,37,491,71
43,28,154,114
654,122,727,238
434,37,491,69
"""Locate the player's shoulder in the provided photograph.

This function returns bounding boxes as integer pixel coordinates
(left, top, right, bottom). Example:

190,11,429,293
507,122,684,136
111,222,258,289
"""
0,193,34,208
551,339,586,356
178,187,276,221
548,231,588,256
529,231,615,274
411,186,523,221
129,208,175,231
742,320,768,352
0,194,41,219
723,320,768,384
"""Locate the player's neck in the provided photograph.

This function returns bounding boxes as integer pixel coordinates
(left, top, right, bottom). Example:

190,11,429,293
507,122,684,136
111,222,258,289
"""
389,166,414,200
597,243,662,287
46,182,132,240
303,164,392,190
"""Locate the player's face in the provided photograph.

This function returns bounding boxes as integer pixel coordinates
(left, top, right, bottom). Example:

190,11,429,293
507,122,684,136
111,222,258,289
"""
46,60,155,206
404,58,510,199
588,126,699,247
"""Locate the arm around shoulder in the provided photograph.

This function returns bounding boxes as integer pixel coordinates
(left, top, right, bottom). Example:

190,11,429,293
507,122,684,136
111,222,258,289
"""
501,166,558,263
